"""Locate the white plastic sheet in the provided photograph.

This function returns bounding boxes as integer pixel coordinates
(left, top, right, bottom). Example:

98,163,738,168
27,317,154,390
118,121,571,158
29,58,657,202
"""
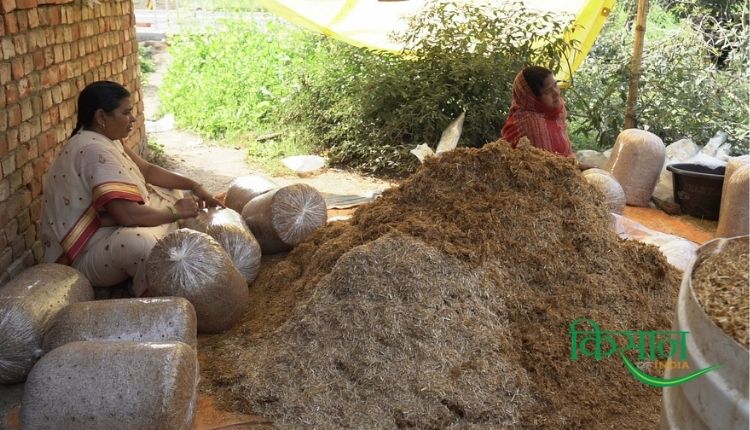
610,213,698,272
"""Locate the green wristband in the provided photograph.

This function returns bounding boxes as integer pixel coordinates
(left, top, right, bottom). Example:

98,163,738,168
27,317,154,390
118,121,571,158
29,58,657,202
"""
168,205,179,222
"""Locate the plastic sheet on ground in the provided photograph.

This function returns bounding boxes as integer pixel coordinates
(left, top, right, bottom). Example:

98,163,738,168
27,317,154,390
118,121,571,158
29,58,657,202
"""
323,191,382,209
281,155,327,173
610,213,698,272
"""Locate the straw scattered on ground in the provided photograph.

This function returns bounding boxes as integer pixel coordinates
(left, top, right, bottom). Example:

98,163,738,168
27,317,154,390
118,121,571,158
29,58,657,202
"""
200,140,680,429
693,236,749,348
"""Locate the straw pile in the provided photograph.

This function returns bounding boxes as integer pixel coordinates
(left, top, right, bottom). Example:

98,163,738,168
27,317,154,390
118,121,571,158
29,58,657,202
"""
692,237,749,348
201,140,680,428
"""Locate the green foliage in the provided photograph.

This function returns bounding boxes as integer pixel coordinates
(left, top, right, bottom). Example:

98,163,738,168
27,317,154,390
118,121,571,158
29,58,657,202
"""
159,19,323,139
286,0,576,175
565,2,749,154
145,137,166,166
138,43,156,78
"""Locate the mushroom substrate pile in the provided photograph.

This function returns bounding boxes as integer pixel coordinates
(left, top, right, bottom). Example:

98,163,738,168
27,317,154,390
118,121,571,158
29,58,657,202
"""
201,141,680,429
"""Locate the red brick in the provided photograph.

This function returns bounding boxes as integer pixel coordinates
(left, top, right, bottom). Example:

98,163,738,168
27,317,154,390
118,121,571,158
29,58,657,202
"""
3,10,17,32
22,53,32,75
39,130,55,152
9,168,21,192
10,58,22,80
6,128,18,151
0,62,9,85
57,63,69,81
5,83,18,104
16,10,28,31
27,29,43,50
54,27,64,44
49,8,60,25
32,49,44,70
50,85,61,103
29,179,40,199
31,157,44,176
41,66,58,88
0,200,7,227
43,46,54,67
2,40,14,63
5,217,18,241
18,77,30,99
20,98,32,121
53,44,63,63
7,104,20,127
36,7,48,25
30,95,41,114
29,195,41,221
15,0,36,9
24,224,37,249
12,34,27,54
0,134,7,157
41,89,52,110
18,123,31,146
27,136,37,158
0,0,15,13
21,162,32,183
43,28,54,45
27,8,38,28
11,234,25,258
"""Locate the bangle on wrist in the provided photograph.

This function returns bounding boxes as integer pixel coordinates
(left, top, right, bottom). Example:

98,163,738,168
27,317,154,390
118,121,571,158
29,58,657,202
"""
168,205,179,222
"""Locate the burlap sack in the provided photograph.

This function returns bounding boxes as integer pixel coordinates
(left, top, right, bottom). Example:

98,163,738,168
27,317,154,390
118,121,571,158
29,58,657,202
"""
605,129,665,206
716,164,749,238
182,208,262,283
224,175,277,213
21,341,198,430
146,229,249,333
582,168,627,215
242,183,328,254
43,297,198,352
0,264,93,384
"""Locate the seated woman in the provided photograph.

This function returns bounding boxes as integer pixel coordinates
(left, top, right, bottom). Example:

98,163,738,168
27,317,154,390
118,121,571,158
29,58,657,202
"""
501,66,574,157
40,81,221,296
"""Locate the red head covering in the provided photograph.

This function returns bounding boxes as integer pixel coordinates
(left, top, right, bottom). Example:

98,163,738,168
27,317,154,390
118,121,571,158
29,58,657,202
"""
500,70,573,157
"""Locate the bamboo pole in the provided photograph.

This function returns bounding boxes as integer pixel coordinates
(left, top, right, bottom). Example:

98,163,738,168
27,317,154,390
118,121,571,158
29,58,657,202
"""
624,0,649,129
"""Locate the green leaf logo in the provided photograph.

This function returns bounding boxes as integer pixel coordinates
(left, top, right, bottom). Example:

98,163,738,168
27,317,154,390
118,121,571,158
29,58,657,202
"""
620,353,721,388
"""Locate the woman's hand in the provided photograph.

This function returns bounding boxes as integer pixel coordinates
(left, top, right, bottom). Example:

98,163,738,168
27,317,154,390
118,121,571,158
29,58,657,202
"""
174,198,200,219
192,184,223,209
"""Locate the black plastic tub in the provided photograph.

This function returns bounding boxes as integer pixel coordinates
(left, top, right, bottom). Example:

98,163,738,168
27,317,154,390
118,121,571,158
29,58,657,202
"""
666,163,725,220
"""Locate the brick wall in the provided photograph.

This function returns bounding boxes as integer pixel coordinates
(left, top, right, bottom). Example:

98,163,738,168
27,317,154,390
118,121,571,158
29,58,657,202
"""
0,0,145,285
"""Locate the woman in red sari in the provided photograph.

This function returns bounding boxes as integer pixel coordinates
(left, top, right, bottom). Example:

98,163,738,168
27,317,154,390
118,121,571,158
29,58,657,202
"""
501,66,574,157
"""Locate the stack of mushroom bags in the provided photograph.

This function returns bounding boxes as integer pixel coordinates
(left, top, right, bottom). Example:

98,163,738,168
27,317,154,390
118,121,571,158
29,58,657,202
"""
146,175,328,334
0,264,200,429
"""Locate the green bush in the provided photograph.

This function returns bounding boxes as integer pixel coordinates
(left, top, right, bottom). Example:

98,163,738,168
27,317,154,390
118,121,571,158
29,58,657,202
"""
138,43,155,78
565,2,749,154
160,18,323,138
286,0,576,175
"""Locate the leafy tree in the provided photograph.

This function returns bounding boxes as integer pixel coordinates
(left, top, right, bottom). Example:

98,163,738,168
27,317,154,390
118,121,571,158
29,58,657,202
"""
286,0,576,175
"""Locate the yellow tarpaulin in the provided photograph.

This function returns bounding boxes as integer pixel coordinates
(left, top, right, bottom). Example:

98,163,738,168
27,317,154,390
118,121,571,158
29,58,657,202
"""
255,0,616,85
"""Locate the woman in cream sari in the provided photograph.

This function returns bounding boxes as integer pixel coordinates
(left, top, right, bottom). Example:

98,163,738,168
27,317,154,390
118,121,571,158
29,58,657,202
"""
40,81,221,296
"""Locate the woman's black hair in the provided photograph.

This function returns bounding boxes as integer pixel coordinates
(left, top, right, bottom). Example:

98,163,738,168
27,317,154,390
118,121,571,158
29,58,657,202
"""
71,81,130,137
522,66,554,98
